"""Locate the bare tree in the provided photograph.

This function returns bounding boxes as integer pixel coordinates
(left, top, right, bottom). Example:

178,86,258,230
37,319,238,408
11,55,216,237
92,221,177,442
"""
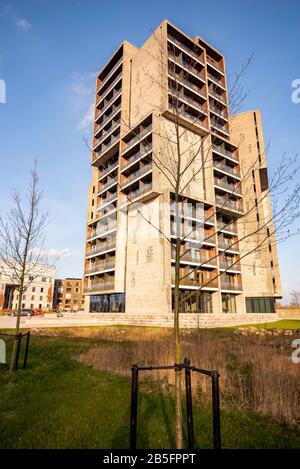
0,162,51,372
290,290,300,307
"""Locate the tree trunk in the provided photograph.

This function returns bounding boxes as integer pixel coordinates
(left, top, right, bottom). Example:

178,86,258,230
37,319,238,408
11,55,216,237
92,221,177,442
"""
9,272,24,373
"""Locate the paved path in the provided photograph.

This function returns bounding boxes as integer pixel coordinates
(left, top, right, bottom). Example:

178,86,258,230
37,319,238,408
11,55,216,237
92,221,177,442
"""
0,315,102,329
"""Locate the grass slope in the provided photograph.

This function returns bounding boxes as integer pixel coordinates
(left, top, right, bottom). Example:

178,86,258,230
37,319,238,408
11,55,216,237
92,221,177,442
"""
0,332,299,449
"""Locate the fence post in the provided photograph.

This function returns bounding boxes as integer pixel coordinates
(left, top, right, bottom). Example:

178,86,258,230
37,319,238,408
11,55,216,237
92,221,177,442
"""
211,371,221,449
184,357,194,449
15,333,22,371
130,364,139,449
23,331,30,370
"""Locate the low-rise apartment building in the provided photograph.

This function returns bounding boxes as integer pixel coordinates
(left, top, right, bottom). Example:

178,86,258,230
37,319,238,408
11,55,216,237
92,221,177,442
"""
52,278,84,311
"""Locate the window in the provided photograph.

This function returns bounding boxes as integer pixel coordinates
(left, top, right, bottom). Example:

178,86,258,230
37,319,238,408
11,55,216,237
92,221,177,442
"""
22,295,26,300
90,294,125,313
32,287,36,292
172,290,212,314
245,297,275,314
41,288,44,293
29,276,34,281
39,296,43,301
66,288,72,293
222,294,236,314
30,304,34,309
31,295,35,301
22,303,25,308
39,304,42,309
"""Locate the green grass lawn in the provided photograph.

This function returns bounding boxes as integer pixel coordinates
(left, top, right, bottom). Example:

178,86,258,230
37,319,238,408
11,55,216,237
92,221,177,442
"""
0,331,299,449
224,319,300,331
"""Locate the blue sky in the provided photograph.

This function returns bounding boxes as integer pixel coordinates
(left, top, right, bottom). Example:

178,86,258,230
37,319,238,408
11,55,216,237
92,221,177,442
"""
0,0,299,302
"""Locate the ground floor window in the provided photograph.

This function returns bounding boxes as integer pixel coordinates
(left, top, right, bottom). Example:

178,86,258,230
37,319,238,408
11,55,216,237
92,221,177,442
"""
172,290,212,314
245,297,275,313
90,293,125,313
222,294,236,314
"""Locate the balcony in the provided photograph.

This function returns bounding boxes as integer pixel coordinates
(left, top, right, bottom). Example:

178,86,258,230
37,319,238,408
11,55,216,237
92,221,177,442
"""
98,162,119,181
207,56,224,74
95,91,122,125
217,220,237,234
212,144,239,162
96,193,118,211
121,146,152,170
172,250,217,266
92,133,120,163
86,239,116,257
218,238,239,252
219,259,241,271
96,73,122,110
213,162,240,180
94,120,121,150
98,178,117,195
121,126,152,155
125,182,152,201
220,279,243,291
208,87,227,104
215,196,243,214
97,58,123,93
172,272,218,289
169,103,208,128
210,104,228,120
85,281,114,293
85,259,115,275
214,178,242,196
210,119,229,136
167,35,205,66
207,72,225,89
169,87,207,114
121,164,152,189
87,223,117,240
168,72,206,99
168,51,205,81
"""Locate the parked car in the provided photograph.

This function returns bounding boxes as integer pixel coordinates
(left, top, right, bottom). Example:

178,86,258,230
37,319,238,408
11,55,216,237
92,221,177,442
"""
11,309,34,317
33,308,42,316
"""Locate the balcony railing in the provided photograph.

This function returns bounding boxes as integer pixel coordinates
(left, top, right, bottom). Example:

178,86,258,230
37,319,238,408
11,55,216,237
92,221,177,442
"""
97,58,123,93
217,221,237,233
219,259,241,270
215,196,243,213
172,273,218,289
169,103,208,128
213,161,240,178
98,163,118,181
122,126,152,153
94,120,121,149
207,56,224,73
87,223,117,240
168,51,205,80
93,134,120,162
98,178,117,194
169,72,206,98
207,72,225,88
169,88,207,113
86,239,116,257
211,120,229,135
121,146,152,170
208,87,227,104
85,281,114,293
210,104,228,120
218,239,239,252
121,164,152,188
85,259,115,274
97,192,118,210
95,92,121,124
214,178,242,195
96,74,122,109
172,251,217,266
212,144,239,162
125,182,152,201
167,35,204,66
220,279,242,291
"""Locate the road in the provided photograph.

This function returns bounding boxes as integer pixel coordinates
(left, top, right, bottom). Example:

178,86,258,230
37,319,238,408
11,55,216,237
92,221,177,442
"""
0,314,102,329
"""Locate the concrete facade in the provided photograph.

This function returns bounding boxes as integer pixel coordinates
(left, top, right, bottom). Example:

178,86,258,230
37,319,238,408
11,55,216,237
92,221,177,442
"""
83,20,281,327
0,262,56,311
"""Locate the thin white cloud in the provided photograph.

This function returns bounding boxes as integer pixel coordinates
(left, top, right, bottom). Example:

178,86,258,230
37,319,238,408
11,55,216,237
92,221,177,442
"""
78,102,94,130
70,72,96,130
15,17,32,31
